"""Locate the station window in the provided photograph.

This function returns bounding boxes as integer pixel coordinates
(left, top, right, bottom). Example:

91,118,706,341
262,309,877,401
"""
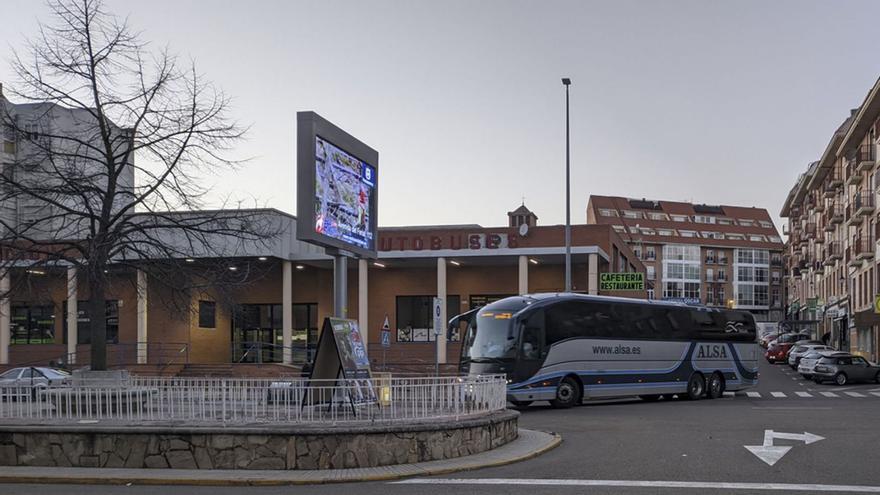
396,295,461,343
199,300,216,329
62,300,120,344
11,305,56,344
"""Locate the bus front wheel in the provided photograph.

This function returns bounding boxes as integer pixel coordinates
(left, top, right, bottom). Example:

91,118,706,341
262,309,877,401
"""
686,373,706,400
550,376,581,409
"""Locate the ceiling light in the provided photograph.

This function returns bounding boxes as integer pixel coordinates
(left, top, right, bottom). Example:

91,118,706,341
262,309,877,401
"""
26,269,45,275
529,259,539,265
185,258,195,263
228,266,238,271
373,262,386,268
258,256,267,261
450,260,461,266
295,265,305,270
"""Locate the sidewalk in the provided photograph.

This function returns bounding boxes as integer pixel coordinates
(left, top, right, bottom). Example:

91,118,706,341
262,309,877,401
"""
0,428,560,486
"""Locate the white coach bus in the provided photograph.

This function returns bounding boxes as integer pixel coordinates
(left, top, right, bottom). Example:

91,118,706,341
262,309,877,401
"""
454,293,759,408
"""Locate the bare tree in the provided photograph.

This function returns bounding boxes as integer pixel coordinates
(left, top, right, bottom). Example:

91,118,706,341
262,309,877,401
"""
0,0,279,370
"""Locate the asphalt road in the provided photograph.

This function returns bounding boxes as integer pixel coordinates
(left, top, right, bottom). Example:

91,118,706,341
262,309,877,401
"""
4,356,880,494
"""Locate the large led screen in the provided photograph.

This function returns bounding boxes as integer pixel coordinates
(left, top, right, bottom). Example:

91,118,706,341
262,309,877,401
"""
296,111,378,258
314,136,376,251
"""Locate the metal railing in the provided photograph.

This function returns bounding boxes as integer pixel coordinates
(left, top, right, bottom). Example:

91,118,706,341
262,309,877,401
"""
0,374,507,425
231,341,315,365
9,342,189,371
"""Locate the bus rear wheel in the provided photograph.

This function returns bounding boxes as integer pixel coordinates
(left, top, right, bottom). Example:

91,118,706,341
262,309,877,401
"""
686,373,706,400
706,372,725,399
550,376,581,409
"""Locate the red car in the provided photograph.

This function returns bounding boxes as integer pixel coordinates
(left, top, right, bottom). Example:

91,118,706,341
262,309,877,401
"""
764,333,811,363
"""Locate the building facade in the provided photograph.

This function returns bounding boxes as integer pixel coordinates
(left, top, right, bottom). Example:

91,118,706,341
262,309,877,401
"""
781,76,880,362
587,196,785,321
0,204,647,369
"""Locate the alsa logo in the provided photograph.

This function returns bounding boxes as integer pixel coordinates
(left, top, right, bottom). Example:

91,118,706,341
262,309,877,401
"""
697,344,728,359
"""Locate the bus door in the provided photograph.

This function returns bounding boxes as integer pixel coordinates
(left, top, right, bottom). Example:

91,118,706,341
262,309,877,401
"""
516,310,546,383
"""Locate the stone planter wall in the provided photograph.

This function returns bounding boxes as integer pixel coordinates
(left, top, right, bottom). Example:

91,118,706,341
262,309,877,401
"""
0,410,517,470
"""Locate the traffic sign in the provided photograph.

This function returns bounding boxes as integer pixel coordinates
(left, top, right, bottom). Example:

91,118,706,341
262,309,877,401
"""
433,297,443,336
380,314,391,348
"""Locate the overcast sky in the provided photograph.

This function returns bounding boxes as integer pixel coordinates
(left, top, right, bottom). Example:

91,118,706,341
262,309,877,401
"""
3,0,880,231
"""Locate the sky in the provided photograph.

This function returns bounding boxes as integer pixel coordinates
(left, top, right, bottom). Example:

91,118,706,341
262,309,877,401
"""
2,0,880,232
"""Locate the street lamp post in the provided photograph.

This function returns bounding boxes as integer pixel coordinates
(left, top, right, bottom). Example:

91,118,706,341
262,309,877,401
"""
562,77,572,292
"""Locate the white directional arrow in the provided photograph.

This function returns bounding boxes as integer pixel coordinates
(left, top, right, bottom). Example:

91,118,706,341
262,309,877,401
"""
744,430,825,466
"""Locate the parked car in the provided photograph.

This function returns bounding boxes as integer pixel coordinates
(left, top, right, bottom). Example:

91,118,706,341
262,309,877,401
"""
812,354,880,385
788,344,833,369
764,333,811,363
798,351,848,379
0,367,71,400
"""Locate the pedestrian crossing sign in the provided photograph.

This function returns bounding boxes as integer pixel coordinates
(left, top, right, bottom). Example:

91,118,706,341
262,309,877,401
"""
380,314,391,348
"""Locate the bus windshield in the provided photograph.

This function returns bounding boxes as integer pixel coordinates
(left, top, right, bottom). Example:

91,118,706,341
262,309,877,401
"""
462,310,518,361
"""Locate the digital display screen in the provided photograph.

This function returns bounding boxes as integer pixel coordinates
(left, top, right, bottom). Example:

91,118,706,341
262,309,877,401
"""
314,135,376,251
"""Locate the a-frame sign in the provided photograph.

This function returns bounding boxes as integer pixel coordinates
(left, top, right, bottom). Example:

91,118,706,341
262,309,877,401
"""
308,317,377,410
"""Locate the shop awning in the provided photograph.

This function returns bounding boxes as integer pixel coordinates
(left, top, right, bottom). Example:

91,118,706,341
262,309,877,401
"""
853,309,880,328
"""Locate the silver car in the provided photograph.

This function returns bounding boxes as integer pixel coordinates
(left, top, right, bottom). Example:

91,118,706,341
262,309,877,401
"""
812,354,880,385
798,350,847,378
788,344,833,369
0,367,71,400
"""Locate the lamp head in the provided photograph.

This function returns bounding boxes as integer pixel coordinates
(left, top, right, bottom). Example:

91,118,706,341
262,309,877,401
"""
562,77,571,86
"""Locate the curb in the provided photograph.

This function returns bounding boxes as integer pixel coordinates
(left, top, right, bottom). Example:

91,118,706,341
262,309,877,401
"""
0,428,561,486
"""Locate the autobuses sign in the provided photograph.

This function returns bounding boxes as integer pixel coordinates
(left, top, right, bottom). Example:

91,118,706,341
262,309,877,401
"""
600,272,644,291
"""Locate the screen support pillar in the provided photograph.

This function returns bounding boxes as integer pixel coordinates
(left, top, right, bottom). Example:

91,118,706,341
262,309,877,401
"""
67,267,78,364
282,261,293,364
358,258,369,356
333,255,348,318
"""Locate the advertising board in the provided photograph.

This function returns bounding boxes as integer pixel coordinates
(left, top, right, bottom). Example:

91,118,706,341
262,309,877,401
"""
297,112,379,258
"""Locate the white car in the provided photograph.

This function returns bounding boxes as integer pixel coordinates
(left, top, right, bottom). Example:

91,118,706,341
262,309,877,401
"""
788,344,833,369
798,351,847,378
0,367,71,400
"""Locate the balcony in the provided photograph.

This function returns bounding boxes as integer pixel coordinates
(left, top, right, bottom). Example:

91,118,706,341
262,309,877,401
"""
717,257,728,265
644,253,656,261
855,190,875,216
770,257,783,267
823,241,842,264
804,222,816,239
846,161,862,185
829,166,844,187
827,203,844,225
845,204,860,227
854,235,875,261
814,198,825,212
856,144,875,172
705,256,716,264
716,273,728,282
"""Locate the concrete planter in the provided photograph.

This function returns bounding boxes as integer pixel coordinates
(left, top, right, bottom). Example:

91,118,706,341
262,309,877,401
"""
0,410,517,470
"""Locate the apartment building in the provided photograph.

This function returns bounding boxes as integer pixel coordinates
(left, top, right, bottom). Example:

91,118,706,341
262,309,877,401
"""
587,196,785,321
781,76,880,361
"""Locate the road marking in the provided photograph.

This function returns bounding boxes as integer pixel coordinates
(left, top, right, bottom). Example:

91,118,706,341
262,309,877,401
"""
396,479,880,492
795,391,812,397
770,392,787,398
746,392,761,398
722,391,735,398
744,429,824,466
845,392,867,398
820,392,839,397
